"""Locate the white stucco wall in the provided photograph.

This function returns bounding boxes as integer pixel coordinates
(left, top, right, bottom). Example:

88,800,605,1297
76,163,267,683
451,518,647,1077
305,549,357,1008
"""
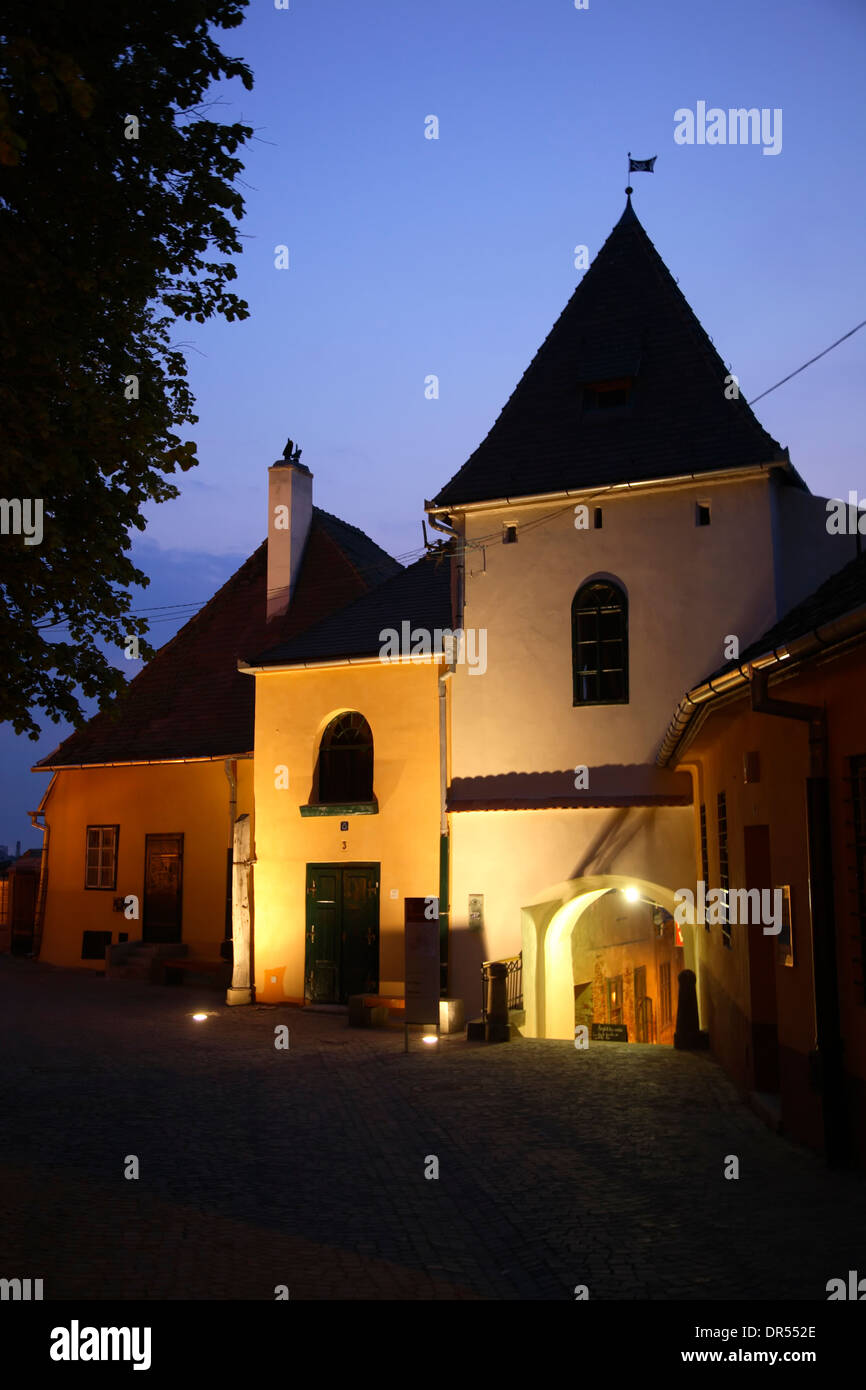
447,803,695,1012
449,474,779,779
770,477,858,618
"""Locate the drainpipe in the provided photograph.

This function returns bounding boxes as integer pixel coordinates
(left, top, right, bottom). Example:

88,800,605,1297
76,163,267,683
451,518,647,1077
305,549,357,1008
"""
224,760,237,950
438,671,451,996
750,669,849,1164
28,773,56,959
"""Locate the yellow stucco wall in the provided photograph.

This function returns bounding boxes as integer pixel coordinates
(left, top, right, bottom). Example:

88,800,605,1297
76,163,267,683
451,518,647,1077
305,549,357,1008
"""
252,660,443,1002
37,760,254,968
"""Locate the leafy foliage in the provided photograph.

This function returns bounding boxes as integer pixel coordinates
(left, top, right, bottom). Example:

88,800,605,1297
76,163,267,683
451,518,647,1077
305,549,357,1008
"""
0,0,253,737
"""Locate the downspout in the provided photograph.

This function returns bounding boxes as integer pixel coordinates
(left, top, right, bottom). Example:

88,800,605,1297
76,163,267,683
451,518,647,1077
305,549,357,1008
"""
224,760,237,948
438,671,450,996
750,669,849,1164
28,773,56,959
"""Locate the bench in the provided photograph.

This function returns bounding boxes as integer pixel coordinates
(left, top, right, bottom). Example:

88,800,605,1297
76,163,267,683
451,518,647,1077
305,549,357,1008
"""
348,994,405,1027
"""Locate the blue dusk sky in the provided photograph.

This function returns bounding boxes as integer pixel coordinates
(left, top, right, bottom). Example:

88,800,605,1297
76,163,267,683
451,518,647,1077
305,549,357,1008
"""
2,0,865,847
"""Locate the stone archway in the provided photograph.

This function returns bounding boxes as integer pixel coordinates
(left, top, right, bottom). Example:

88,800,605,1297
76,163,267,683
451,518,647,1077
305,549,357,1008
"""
521,875,696,1040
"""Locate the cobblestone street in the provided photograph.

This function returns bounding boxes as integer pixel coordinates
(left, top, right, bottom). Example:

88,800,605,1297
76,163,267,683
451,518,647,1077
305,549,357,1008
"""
1,956,864,1301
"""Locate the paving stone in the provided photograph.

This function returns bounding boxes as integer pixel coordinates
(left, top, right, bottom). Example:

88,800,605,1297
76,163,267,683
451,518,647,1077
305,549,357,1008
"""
0,955,864,1299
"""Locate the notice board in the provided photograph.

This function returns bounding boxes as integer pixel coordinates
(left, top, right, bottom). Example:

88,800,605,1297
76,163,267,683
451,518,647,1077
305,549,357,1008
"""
404,896,439,1026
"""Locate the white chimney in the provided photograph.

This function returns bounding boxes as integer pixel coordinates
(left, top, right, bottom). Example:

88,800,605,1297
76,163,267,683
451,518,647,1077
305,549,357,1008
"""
267,441,313,621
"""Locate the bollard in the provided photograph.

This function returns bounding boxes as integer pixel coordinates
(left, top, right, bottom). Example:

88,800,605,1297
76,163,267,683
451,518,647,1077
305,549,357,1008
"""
674,968,709,1049
485,962,511,1043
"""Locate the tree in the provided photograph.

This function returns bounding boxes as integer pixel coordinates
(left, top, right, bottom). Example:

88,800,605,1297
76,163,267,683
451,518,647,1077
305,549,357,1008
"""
0,0,253,737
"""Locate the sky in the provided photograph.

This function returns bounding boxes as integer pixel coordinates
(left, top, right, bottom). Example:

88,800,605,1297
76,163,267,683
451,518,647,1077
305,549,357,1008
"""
2,0,865,848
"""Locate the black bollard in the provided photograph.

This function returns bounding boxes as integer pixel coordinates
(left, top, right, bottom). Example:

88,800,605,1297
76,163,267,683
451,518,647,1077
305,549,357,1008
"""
674,968,709,1050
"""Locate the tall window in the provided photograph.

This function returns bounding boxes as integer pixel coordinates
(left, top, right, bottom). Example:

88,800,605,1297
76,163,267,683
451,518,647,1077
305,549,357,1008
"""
850,756,866,1000
700,804,710,931
572,580,628,705
85,825,118,890
717,792,731,947
316,712,374,804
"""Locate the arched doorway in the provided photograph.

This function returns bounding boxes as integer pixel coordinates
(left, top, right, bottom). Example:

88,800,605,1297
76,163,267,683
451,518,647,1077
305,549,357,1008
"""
520,875,697,1040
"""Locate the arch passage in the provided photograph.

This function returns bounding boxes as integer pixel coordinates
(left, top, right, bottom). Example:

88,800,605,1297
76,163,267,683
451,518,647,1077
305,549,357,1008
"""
315,712,374,804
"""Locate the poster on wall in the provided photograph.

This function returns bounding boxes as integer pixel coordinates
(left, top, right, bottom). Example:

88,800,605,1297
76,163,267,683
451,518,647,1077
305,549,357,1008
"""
404,896,439,1026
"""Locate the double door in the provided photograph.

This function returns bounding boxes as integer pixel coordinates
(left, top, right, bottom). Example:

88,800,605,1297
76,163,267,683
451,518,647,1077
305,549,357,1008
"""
305,864,379,1004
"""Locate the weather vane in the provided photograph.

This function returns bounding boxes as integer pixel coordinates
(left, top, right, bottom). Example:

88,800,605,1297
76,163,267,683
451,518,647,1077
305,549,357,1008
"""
626,151,656,196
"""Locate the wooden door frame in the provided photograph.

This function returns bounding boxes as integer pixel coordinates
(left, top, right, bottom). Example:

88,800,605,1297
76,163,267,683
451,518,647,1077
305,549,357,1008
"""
305,862,380,1003
142,832,185,943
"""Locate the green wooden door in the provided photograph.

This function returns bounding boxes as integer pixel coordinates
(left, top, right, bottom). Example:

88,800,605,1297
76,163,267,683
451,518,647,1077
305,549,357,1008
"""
305,864,379,1004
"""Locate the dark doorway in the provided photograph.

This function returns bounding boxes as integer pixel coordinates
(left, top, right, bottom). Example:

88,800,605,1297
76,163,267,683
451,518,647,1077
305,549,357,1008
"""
634,964,653,1042
305,864,379,1004
743,823,780,1093
143,834,184,943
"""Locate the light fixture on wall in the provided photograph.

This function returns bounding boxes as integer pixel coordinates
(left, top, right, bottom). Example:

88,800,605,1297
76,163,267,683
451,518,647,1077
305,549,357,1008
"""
622,885,640,903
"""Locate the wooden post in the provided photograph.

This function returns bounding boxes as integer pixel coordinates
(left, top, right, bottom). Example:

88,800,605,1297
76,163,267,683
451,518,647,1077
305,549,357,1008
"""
226,813,253,1005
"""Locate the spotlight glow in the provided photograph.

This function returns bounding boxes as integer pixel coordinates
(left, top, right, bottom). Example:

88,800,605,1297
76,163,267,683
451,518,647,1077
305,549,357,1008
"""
192,1013,208,1022
623,886,640,903
421,1034,438,1044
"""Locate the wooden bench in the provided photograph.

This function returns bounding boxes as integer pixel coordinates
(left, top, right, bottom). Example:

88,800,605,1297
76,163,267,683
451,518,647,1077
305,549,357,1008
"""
348,994,405,1027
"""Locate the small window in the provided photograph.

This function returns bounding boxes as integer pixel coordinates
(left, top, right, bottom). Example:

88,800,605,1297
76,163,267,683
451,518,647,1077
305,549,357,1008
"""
696,502,711,527
503,525,518,545
593,507,603,530
582,378,632,412
81,930,112,960
316,712,374,804
85,825,119,890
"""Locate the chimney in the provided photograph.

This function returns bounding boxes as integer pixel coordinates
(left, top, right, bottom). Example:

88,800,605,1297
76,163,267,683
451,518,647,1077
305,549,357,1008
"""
267,439,313,621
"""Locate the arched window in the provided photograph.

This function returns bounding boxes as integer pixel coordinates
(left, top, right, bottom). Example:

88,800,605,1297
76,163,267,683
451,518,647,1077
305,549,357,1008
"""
316,712,374,804
572,580,628,705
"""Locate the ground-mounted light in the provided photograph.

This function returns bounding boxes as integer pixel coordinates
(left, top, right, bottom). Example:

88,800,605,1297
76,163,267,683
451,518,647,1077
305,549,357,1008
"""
421,1033,438,1045
191,1012,208,1022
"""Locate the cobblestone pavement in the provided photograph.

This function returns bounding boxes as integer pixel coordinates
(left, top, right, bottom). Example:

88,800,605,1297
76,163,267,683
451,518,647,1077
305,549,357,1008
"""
1,956,864,1301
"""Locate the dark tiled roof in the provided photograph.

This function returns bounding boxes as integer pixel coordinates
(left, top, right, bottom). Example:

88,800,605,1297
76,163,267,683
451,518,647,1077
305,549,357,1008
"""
448,767,692,811
432,199,789,508
705,548,866,682
251,547,453,667
35,509,401,768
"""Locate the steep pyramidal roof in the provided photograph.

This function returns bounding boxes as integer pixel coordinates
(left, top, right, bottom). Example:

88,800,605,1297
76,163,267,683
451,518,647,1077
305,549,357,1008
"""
432,198,791,509
34,509,401,768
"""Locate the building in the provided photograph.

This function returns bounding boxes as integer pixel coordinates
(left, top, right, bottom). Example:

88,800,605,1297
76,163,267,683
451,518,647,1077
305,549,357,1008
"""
22,196,863,1162
30,478,400,973
425,195,854,1040
659,547,866,1163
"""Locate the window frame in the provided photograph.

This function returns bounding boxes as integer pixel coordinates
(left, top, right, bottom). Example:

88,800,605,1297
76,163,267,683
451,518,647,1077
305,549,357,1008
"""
84,824,119,892
571,579,629,706
717,792,731,947
313,712,375,807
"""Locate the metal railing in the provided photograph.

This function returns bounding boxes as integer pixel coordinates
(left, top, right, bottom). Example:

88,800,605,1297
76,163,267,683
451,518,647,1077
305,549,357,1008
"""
481,952,522,1021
